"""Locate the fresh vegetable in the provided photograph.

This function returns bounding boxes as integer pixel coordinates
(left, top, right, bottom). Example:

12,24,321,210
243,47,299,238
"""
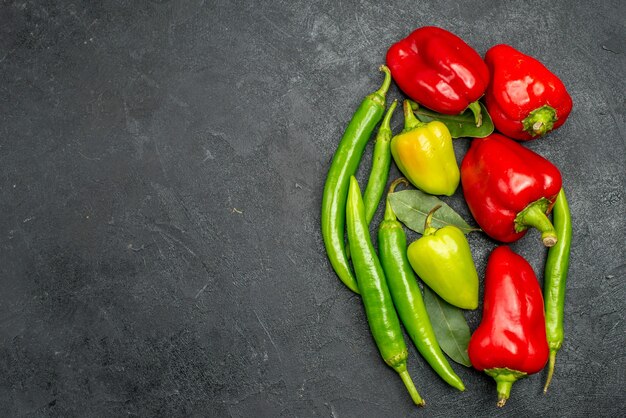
484,44,573,140
321,66,392,294
363,100,398,224
386,26,490,126
406,205,479,310
460,133,562,246
346,176,424,406
543,189,572,393
378,178,465,391
468,246,549,407
391,100,459,196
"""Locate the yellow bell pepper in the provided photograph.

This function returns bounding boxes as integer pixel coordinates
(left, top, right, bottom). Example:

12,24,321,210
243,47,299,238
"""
391,101,460,196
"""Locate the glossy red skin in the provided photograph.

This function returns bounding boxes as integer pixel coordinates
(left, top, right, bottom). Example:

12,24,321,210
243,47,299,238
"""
485,44,573,140
468,246,549,374
386,26,490,114
460,133,562,242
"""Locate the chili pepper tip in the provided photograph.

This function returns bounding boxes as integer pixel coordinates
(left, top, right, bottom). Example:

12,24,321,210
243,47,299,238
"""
543,351,557,393
399,370,425,407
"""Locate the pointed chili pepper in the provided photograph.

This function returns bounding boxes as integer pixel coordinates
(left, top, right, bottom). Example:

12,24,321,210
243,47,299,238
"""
378,178,465,391
543,189,572,393
390,100,460,196
321,66,392,294
406,205,479,310
363,100,398,224
484,44,573,140
386,26,490,126
346,176,424,406
460,133,562,246
468,246,549,407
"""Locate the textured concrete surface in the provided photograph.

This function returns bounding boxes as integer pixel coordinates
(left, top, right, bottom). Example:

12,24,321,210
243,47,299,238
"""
0,0,624,416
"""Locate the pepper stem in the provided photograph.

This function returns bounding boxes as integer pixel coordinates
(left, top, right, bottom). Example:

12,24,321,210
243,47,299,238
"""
375,65,392,97
402,99,425,132
522,105,557,137
495,380,513,407
543,350,557,393
515,198,558,247
484,368,527,408
388,177,409,196
423,204,442,236
364,65,392,107
380,99,398,134
398,370,425,407
467,101,483,127
384,178,409,221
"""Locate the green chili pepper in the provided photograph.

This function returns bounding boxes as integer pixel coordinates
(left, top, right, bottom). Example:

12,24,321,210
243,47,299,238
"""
543,188,572,393
363,99,398,224
378,178,465,392
321,66,392,294
346,176,424,406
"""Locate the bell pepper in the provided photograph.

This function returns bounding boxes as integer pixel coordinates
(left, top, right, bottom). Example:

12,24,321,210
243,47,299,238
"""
484,44,573,140
468,246,549,407
386,26,490,126
460,133,562,246
406,205,479,310
391,100,459,196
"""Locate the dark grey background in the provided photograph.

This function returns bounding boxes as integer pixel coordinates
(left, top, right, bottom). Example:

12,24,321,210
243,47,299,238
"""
1,0,624,416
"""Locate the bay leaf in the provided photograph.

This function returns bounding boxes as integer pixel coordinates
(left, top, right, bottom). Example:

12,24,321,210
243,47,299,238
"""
422,285,472,367
413,102,494,138
388,189,477,234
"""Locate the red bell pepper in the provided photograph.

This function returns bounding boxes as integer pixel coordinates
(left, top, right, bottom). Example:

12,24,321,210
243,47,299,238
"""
484,44,573,140
468,246,549,407
386,26,490,126
460,133,562,246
